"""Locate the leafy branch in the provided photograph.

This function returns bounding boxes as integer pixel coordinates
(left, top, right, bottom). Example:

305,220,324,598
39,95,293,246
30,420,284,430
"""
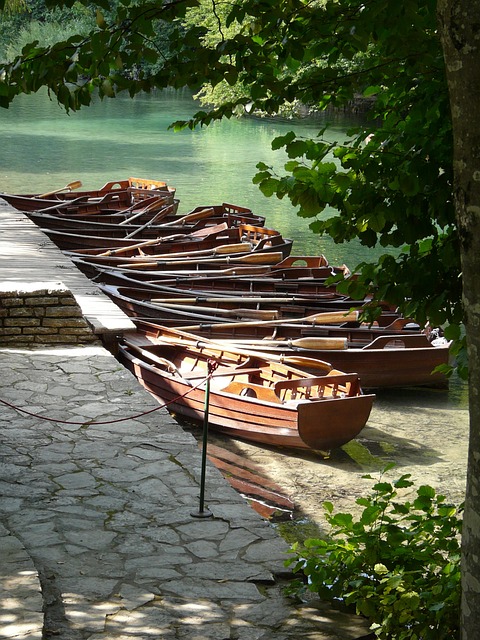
286,467,463,639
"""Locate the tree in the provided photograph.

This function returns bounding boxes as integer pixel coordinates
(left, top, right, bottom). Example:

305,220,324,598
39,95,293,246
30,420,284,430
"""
437,2,480,637
0,0,478,636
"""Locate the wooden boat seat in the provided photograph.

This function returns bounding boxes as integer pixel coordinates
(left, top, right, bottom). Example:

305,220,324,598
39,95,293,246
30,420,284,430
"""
182,366,264,382
362,334,434,349
273,373,361,401
128,177,169,190
222,203,252,214
219,380,282,403
274,255,330,268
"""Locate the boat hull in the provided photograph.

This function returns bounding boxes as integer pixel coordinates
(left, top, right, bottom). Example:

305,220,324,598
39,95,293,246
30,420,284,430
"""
133,321,450,389
118,341,374,451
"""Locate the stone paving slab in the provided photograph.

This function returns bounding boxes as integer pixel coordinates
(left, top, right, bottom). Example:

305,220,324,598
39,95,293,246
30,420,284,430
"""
0,523,43,640
0,345,371,639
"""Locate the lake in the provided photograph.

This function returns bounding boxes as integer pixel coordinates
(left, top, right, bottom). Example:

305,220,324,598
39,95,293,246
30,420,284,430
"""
0,88,469,518
0,87,377,265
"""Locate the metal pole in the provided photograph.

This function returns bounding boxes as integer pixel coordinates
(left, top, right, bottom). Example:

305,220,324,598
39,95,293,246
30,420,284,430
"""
191,360,215,518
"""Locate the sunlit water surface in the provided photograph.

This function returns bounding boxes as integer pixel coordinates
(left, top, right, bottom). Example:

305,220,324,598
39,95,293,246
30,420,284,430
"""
1,88,379,265
0,88,468,413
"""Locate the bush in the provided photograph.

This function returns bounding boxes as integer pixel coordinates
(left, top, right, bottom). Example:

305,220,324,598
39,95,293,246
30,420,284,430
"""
286,466,462,639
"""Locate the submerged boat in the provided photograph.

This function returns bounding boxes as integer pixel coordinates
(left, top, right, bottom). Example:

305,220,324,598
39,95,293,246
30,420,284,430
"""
118,327,375,452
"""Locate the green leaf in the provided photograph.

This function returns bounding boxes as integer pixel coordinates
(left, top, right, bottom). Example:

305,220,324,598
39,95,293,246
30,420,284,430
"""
258,177,280,197
284,160,300,172
398,173,420,196
360,505,382,525
417,485,436,499
363,85,381,97
271,131,296,150
323,501,334,513
443,324,461,340
374,563,389,574
96,9,107,30
329,512,354,527
372,481,394,494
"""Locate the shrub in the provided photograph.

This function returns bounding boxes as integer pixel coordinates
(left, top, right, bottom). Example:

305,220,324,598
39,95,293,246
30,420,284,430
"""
286,466,462,639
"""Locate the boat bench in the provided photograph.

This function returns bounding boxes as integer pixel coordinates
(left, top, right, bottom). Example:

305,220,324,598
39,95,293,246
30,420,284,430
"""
219,380,282,403
274,373,361,401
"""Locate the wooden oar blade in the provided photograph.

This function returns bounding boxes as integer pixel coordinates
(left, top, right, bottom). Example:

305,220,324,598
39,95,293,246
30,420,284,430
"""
182,309,360,332
214,337,348,350
38,180,83,198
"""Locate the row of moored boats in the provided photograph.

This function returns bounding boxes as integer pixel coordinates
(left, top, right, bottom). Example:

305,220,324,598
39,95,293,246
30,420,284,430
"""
1,177,451,454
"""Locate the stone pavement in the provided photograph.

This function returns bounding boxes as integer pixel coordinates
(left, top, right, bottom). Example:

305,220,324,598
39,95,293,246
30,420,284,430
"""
0,344,371,640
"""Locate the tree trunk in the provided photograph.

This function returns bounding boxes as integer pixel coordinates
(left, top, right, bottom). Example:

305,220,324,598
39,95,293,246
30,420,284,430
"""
437,1,480,638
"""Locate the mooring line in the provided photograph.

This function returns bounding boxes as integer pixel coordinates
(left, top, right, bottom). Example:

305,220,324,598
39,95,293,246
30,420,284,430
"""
0,375,210,426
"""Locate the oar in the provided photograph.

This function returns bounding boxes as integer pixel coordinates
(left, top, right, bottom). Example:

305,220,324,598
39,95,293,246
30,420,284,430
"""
150,302,279,320
159,207,216,227
181,309,360,331
123,203,179,239
123,342,193,385
139,242,250,260
118,197,172,226
122,250,284,269
96,235,174,257
141,331,335,374
149,295,303,304
38,180,83,198
96,224,236,260
211,336,348,350
95,224,220,258
120,243,252,266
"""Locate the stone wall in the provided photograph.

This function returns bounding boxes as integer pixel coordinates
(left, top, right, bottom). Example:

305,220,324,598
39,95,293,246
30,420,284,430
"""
0,282,99,346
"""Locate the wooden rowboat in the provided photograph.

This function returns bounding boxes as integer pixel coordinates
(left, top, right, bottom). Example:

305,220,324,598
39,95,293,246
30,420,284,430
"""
43,225,293,257
25,195,177,228
0,177,175,213
96,282,364,326
57,222,291,257
98,280,449,388
118,328,375,451
26,199,262,227
90,267,354,307
79,253,348,280
87,263,401,318
133,320,450,389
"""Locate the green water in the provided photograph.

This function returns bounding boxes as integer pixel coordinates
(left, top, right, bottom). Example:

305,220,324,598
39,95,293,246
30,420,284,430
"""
0,88,372,265
0,87,470,522
0,87,468,406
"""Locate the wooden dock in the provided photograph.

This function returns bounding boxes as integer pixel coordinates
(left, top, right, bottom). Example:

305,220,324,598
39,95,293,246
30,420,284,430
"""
0,198,135,339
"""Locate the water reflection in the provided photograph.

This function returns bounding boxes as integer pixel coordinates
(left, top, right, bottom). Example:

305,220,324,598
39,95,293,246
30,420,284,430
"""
1,88,380,264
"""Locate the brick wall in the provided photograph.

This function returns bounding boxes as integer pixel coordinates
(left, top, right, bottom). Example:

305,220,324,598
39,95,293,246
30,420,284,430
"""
0,282,99,346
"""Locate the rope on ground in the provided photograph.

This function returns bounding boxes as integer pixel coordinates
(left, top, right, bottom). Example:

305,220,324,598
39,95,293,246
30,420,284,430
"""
0,375,210,426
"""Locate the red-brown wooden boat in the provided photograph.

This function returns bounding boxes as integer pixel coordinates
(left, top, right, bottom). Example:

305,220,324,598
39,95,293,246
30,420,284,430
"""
118,327,374,452
0,177,175,213
132,320,450,389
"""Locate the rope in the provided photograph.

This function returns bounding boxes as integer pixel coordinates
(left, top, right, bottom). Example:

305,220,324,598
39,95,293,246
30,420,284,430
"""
207,358,220,375
0,375,209,426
